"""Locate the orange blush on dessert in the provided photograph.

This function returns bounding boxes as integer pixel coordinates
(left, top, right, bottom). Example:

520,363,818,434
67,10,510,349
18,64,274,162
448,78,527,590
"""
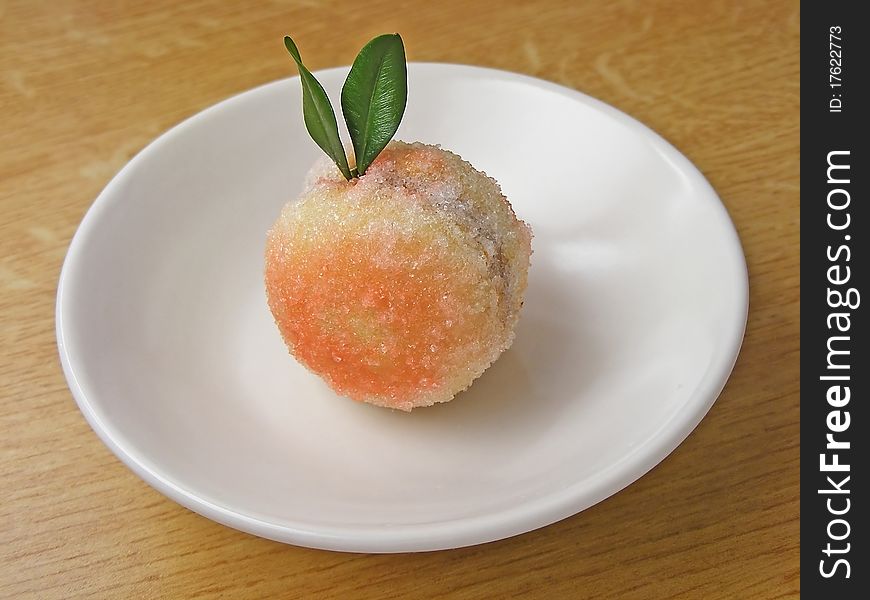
265,35,532,410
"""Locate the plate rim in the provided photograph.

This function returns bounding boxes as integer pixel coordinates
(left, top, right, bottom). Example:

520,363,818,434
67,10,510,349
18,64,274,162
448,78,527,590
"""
56,62,749,552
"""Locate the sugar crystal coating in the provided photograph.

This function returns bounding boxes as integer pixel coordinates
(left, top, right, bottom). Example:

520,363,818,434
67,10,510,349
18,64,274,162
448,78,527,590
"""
265,141,532,410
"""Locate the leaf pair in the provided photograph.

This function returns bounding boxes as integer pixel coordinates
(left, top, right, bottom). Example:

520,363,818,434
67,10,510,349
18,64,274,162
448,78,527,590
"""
284,34,407,180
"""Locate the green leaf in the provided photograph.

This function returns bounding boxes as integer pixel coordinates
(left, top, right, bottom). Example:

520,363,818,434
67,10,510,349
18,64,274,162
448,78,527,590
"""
284,36,352,180
341,34,407,176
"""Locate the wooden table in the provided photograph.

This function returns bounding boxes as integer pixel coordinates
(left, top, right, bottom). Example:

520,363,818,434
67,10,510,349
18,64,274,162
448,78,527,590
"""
0,1,799,597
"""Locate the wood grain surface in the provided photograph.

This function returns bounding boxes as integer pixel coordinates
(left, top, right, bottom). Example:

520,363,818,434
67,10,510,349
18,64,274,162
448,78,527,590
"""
0,1,799,598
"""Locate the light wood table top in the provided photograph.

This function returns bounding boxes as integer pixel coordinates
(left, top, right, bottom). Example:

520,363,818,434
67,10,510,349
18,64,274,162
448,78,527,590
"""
1,1,799,597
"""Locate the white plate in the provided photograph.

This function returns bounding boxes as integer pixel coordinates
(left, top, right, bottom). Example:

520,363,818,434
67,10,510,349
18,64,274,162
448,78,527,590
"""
57,63,748,552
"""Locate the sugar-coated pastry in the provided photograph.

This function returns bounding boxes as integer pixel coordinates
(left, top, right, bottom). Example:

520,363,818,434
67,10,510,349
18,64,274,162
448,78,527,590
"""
265,141,531,410
270,34,532,409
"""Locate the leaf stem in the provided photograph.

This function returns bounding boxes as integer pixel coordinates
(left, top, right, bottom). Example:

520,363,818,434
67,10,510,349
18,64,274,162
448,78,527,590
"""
284,36,353,180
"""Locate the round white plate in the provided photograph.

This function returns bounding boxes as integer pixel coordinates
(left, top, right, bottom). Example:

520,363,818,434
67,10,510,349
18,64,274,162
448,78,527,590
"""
57,63,747,552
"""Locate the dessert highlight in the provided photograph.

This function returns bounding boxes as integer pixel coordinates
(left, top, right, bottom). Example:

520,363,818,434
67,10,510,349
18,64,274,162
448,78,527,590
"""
265,34,532,410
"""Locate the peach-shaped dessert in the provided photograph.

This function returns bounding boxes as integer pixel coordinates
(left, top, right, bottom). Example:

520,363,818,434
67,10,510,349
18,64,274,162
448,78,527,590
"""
266,141,531,410
268,34,531,410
